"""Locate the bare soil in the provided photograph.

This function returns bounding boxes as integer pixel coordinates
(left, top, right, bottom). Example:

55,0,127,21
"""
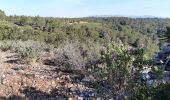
0,50,95,100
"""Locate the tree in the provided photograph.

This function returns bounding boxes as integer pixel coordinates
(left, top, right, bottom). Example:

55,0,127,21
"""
94,42,150,99
0,10,6,20
160,26,170,45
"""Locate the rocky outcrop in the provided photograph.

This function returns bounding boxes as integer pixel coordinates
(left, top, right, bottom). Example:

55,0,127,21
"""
154,46,170,71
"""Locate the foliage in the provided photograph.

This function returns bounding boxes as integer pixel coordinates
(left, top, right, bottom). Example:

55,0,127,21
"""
0,40,53,59
0,10,170,99
3,15,165,51
54,41,87,71
0,12,164,57
0,40,12,51
92,42,159,99
152,83,170,100
0,10,6,20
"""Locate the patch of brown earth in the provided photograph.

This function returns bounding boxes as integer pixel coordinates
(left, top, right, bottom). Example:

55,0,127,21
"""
0,50,96,99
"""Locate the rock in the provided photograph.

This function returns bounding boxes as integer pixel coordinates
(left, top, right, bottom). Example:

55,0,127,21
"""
162,46,170,54
63,97,68,100
97,97,102,100
81,76,89,82
148,71,156,79
154,46,170,64
81,75,95,83
68,98,73,100
165,58,170,71
79,93,84,97
67,83,74,88
81,90,95,97
51,80,56,87
0,75,5,85
146,79,154,86
18,70,25,74
88,91,95,97
56,77,60,81
78,97,83,100
77,84,85,91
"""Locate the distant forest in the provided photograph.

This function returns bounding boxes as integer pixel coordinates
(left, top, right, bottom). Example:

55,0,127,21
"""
1,10,170,49
0,10,170,59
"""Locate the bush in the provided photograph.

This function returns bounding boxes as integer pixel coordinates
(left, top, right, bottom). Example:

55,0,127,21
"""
131,83,170,100
11,40,53,58
92,42,158,99
152,83,170,100
0,40,12,51
85,43,103,75
0,40,53,59
54,41,87,72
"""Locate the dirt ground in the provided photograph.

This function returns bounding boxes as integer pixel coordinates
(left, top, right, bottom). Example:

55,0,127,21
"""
0,50,96,100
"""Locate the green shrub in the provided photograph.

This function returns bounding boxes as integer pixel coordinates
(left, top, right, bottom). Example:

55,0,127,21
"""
11,40,53,58
92,42,158,99
152,83,170,100
0,40,53,59
0,40,12,51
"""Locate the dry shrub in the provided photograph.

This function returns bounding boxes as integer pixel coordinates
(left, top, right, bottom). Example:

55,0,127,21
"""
54,41,87,72
53,40,103,75
86,45,102,66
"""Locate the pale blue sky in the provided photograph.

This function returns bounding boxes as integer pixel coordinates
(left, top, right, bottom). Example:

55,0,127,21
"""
0,0,170,18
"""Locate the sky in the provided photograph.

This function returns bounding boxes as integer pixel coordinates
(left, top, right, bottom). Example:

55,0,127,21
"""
0,0,170,18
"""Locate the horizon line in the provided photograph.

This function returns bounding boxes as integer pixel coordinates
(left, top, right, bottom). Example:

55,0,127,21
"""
5,14,170,19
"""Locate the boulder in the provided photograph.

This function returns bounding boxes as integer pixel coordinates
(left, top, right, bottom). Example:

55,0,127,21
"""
162,46,170,54
165,58,170,71
154,46,170,65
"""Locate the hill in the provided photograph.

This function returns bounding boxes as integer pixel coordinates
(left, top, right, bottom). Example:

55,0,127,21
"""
0,9,170,99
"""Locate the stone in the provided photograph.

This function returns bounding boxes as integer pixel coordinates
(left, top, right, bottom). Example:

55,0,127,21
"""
81,75,91,82
97,97,102,100
68,98,73,100
56,77,60,81
162,46,170,54
78,97,83,100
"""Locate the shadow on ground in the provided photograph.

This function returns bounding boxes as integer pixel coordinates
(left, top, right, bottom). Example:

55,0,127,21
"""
0,86,69,100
